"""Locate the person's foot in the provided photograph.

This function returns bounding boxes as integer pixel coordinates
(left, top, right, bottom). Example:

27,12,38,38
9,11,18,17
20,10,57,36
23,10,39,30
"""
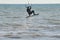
33,14,36,15
34,14,39,15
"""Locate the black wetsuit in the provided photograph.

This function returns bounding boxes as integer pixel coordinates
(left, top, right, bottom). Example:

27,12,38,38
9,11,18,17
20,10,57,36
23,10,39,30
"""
26,6,35,16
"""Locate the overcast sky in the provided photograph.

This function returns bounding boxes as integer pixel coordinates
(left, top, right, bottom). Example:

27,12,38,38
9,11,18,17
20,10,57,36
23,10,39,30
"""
0,0,60,4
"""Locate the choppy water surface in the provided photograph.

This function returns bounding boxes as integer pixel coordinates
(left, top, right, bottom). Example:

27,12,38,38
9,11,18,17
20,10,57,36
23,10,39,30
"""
0,4,60,40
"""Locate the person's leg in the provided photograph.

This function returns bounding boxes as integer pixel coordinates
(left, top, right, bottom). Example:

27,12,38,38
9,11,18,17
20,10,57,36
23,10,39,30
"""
29,13,31,16
32,10,36,15
28,12,32,16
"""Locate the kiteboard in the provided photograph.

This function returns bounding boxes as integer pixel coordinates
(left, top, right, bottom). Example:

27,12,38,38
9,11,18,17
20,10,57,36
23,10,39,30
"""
26,13,39,18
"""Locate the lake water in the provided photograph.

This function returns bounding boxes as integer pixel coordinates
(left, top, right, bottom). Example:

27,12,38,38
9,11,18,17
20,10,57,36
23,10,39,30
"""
0,4,60,40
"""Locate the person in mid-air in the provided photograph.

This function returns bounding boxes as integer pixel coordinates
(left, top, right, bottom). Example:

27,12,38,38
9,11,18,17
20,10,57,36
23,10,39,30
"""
26,6,36,16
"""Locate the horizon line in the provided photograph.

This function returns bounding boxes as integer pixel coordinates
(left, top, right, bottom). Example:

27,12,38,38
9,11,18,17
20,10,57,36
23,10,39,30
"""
0,3,60,4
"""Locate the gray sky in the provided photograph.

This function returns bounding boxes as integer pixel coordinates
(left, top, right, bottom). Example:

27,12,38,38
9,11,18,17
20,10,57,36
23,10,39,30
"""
0,0,60,4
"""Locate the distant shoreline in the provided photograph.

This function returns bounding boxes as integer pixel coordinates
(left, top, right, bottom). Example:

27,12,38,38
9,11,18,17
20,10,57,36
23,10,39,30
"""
0,3,60,5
